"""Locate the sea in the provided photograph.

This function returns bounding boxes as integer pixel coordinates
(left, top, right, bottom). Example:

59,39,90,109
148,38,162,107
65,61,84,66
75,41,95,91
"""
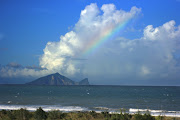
0,85,179,117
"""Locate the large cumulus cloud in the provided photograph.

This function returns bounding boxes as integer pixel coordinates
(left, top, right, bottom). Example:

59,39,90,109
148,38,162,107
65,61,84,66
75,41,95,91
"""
39,3,141,77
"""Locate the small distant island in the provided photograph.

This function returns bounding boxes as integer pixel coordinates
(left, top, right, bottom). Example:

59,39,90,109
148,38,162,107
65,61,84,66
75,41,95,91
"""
26,73,89,85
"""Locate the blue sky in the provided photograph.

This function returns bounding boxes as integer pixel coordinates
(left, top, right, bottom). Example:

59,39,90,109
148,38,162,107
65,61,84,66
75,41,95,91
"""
0,0,180,85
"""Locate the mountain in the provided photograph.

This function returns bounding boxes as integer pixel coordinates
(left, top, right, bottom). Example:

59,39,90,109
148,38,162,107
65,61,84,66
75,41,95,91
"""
26,73,89,85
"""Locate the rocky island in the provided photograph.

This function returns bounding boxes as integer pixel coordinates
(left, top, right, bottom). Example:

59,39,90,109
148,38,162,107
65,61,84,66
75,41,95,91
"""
26,73,89,85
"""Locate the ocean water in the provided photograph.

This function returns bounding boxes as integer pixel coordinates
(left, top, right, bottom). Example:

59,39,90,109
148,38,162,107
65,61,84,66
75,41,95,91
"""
0,85,179,117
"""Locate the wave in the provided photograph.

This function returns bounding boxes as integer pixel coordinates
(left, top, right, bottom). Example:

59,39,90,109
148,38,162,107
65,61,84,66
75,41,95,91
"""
92,107,180,117
129,108,180,117
93,107,109,110
0,105,88,112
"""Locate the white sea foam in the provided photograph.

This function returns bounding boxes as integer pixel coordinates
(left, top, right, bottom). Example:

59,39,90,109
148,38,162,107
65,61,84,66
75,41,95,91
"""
94,108,180,117
129,108,163,113
94,107,109,110
0,105,88,112
129,108,180,117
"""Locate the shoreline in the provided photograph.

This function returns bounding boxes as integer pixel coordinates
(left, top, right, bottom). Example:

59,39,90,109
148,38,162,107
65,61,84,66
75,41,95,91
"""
0,108,180,120
0,105,180,118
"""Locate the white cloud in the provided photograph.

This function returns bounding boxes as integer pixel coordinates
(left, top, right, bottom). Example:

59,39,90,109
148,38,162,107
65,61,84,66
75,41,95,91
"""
143,20,180,41
39,3,141,77
39,31,81,75
0,65,51,78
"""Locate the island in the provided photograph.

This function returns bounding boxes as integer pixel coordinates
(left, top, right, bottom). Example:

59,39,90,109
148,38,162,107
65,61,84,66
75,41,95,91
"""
26,73,89,85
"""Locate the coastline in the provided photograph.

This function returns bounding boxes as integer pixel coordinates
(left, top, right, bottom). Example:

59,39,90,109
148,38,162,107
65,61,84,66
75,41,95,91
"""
0,104,179,118
0,107,180,120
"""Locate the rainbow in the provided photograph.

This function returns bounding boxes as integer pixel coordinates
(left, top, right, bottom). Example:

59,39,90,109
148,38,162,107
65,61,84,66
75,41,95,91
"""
82,19,131,57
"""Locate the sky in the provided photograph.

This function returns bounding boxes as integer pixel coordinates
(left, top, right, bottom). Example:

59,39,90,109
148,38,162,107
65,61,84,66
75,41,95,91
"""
0,0,180,85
